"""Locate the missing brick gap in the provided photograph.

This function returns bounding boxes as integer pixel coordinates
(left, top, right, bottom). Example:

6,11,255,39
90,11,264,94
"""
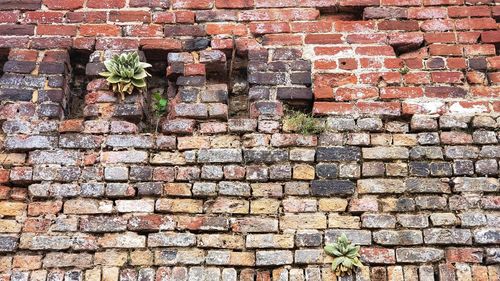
67,49,91,119
228,53,249,118
0,48,9,77
142,49,170,132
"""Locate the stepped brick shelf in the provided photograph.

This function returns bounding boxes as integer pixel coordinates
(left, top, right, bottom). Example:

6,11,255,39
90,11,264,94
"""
0,0,499,280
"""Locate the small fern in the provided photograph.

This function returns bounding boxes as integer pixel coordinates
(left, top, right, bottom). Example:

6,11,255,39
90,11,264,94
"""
152,91,168,117
152,91,168,133
283,110,324,135
324,234,363,277
399,66,409,75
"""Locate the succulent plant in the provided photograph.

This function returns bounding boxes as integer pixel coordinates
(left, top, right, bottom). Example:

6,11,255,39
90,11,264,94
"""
99,52,152,100
324,234,363,277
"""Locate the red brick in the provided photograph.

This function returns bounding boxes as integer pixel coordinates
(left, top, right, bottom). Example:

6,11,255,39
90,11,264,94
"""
28,201,63,216
420,19,454,32
381,87,424,99
464,44,496,56
356,46,395,56
455,18,497,30
43,0,84,9
313,102,356,115
86,0,126,8
153,12,176,23
402,101,446,115
305,34,343,44
172,0,213,9
249,22,289,34
314,46,351,55
360,247,396,264
424,33,456,43
31,37,72,49
215,0,253,8
125,25,163,37
184,64,206,76
471,86,500,98
314,60,337,70
441,131,473,144
408,7,447,19
424,0,463,5
334,21,376,32
290,21,331,33
0,11,19,23
448,6,491,18
431,72,464,83
378,20,419,31
140,38,182,50
346,34,387,44
382,0,421,5
446,58,467,69
67,11,107,23
175,11,195,23
239,9,319,21
429,44,463,56
108,11,151,22
360,72,402,84
338,58,358,70
8,49,39,61
24,11,64,23
37,24,77,36
79,24,122,37
335,87,379,101
96,38,139,50
481,31,500,43
357,101,401,116
262,34,302,46
207,23,248,35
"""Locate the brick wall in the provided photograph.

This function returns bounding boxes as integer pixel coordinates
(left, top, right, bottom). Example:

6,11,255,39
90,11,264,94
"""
0,0,500,280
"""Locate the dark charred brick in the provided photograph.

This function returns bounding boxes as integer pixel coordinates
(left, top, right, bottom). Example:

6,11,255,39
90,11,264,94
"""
164,25,206,37
244,149,288,164
38,90,64,103
469,58,487,70
183,37,211,51
39,62,66,74
290,72,312,85
290,60,311,71
316,147,361,162
0,73,46,88
311,180,355,196
248,49,268,61
316,163,338,179
176,76,206,86
425,87,467,98
3,61,36,73
453,160,474,176
37,103,62,118
409,162,430,177
273,48,302,60
249,87,270,101
0,0,41,10
426,58,445,69
0,24,35,35
248,72,286,85
277,87,313,100
0,88,33,101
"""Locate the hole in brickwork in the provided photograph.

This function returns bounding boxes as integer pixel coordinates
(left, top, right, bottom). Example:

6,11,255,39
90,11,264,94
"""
0,48,8,77
135,49,169,132
67,49,91,119
228,54,249,118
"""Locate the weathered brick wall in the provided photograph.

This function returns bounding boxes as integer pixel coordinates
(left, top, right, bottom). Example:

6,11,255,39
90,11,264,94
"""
0,0,500,280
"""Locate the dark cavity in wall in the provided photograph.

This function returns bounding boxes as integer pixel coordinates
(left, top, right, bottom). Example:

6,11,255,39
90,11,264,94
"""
67,49,91,119
227,51,249,118
0,48,9,77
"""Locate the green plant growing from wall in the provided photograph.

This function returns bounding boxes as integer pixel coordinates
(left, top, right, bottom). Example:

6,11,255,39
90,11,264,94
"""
324,234,363,277
99,52,152,100
399,66,410,75
283,110,325,135
152,91,168,133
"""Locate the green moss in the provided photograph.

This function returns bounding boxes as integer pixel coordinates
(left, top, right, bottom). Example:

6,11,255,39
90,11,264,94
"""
283,110,324,135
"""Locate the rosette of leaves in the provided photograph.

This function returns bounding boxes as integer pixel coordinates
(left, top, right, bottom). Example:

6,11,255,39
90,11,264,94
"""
99,52,152,100
324,234,363,277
